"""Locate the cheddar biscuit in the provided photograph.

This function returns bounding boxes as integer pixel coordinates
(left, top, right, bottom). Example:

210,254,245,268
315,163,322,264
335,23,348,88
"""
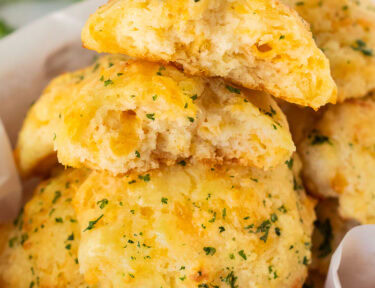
285,0,375,101
82,0,336,109
15,73,71,177
0,169,91,287
18,55,295,176
299,96,375,223
73,158,315,287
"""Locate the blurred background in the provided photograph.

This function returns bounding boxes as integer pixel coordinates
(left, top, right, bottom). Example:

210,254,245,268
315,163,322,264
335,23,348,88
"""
0,0,81,39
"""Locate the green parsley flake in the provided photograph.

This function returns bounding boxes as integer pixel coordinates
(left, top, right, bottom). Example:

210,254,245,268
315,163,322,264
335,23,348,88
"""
222,208,227,219
156,66,166,75
315,218,333,258
8,236,17,248
67,233,74,241
97,199,109,209
138,174,150,182
351,39,373,56
178,160,187,166
285,158,294,169
20,233,28,245
83,214,104,232
309,130,331,145
226,85,241,94
303,256,309,265
52,191,61,204
104,79,113,86
238,250,247,260
203,246,216,255
225,271,238,288
275,227,281,236
146,113,155,121
270,213,278,223
93,63,100,72
278,205,287,213
55,217,63,223
257,220,271,242
190,94,198,101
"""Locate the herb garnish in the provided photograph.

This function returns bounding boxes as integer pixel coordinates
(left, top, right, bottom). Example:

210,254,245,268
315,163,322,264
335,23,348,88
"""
83,214,104,232
315,218,333,258
52,191,61,204
226,85,241,94
238,250,247,260
203,246,216,255
97,199,109,209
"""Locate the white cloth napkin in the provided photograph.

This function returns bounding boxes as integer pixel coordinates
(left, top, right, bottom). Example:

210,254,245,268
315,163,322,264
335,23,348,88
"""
0,119,21,222
326,225,375,288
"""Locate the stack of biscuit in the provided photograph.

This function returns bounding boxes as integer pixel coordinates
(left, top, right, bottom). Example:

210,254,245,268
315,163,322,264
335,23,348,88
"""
1,0,374,287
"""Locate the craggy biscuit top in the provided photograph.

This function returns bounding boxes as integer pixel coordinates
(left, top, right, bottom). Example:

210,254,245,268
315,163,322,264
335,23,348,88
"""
82,0,337,109
0,169,91,288
285,0,375,101
299,96,375,224
73,158,315,287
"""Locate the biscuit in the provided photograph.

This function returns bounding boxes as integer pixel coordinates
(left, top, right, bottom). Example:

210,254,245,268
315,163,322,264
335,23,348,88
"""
57,56,295,174
15,73,72,177
0,169,90,287
82,0,337,109
299,96,375,223
17,55,295,176
73,157,315,287
285,0,375,101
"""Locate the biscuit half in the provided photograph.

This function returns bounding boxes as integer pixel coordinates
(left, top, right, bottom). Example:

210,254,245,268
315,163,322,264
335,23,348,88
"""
82,0,337,109
17,55,295,176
